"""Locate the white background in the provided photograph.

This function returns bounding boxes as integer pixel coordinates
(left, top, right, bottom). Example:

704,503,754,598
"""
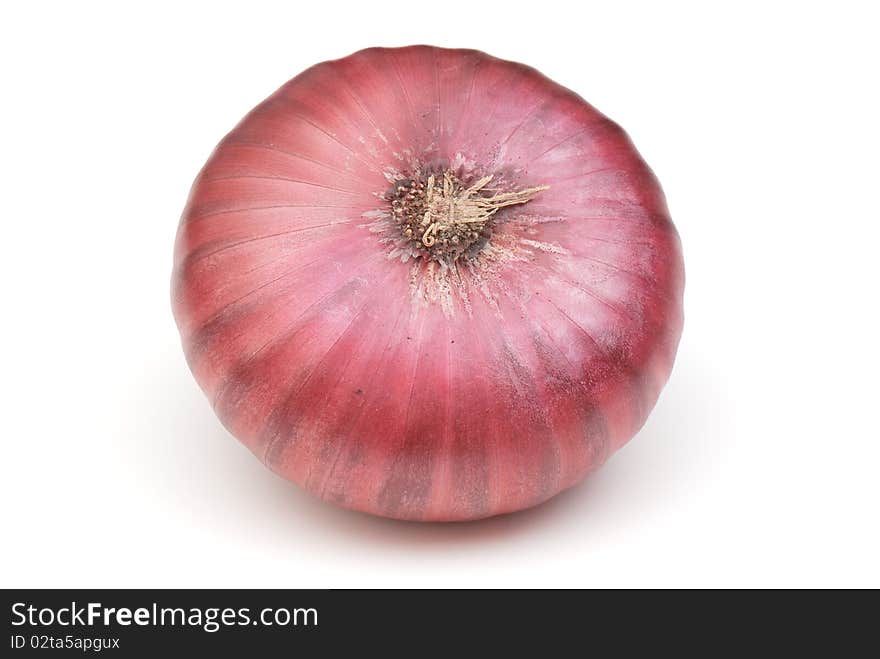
2,1,878,588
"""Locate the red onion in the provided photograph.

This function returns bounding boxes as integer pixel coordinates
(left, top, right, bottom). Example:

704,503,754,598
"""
172,46,684,521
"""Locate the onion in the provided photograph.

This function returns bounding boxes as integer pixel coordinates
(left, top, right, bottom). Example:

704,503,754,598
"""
172,46,684,522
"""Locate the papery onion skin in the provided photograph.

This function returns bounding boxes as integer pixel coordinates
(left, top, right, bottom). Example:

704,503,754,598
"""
172,46,684,522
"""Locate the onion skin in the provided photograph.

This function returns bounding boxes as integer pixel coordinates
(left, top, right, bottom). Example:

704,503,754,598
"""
172,46,684,521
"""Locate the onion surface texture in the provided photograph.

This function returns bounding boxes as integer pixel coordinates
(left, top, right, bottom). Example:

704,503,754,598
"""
172,46,685,522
